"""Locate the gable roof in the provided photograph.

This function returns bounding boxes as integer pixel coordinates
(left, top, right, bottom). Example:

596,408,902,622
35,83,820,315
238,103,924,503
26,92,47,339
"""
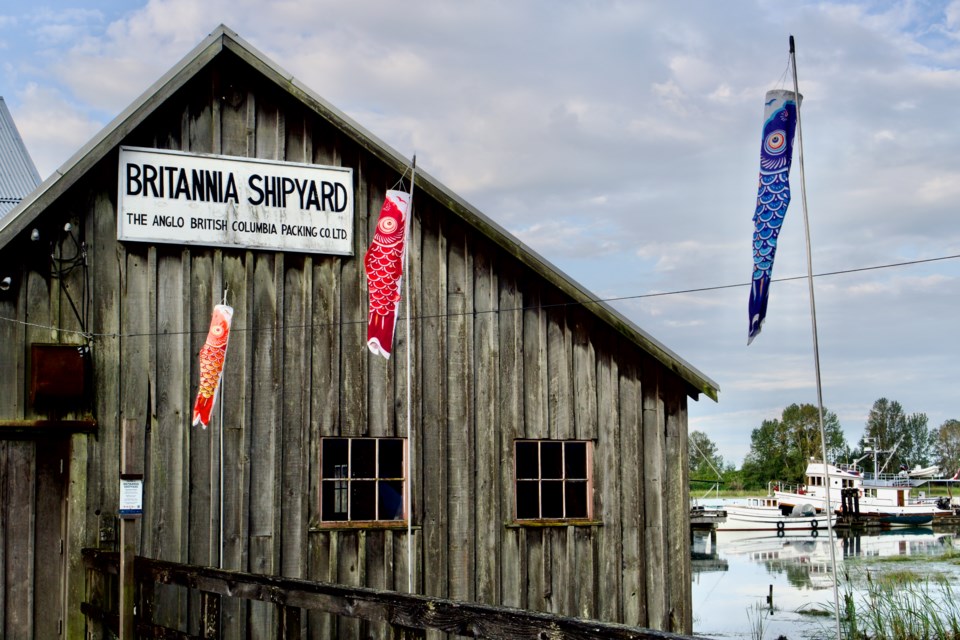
0,97,41,219
0,24,718,401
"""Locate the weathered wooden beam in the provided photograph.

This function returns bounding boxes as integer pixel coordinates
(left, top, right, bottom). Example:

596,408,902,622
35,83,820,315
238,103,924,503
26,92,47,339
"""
0,419,97,439
84,549,707,639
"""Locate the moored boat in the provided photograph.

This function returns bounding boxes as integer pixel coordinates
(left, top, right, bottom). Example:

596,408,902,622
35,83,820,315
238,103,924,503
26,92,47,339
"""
907,465,940,479
774,460,948,526
717,496,837,532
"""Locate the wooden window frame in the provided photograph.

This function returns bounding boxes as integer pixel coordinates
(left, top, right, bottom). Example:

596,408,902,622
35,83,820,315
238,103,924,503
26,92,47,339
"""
319,437,406,528
513,439,594,523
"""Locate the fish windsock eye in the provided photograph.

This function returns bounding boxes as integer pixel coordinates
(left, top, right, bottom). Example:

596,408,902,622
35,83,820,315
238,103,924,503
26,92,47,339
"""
378,216,399,234
764,130,787,155
211,318,230,338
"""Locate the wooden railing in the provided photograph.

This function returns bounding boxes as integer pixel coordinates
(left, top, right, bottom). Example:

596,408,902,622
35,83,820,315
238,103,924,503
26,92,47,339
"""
82,548,705,639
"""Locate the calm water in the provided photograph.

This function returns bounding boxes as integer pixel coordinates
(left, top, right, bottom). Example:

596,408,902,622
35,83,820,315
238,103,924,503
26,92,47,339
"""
691,500,960,639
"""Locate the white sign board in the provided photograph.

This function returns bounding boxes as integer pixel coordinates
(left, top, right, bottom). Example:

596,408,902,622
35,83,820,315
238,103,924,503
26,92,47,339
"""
117,146,354,255
119,477,143,517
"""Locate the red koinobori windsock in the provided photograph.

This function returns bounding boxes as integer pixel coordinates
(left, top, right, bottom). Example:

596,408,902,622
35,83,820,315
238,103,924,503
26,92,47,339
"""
192,304,233,428
365,190,411,359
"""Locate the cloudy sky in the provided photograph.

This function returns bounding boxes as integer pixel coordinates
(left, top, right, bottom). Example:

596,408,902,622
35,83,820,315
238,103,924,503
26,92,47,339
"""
2,0,958,466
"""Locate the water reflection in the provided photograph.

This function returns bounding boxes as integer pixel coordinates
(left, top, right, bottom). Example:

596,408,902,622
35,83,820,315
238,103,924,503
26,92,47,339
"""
692,526,960,639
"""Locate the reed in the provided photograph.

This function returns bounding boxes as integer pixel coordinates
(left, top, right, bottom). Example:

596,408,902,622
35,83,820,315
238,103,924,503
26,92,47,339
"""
832,568,960,639
746,602,769,640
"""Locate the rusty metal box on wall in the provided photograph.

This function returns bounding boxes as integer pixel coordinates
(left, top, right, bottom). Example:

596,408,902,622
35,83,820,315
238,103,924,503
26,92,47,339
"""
30,344,87,408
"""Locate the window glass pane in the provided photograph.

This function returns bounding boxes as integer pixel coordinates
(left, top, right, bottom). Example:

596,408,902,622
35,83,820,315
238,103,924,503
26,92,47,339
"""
516,480,539,519
333,469,348,514
321,481,347,521
351,481,376,520
516,442,539,479
541,442,563,479
379,439,404,478
565,442,587,479
320,438,409,524
565,481,588,518
378,480,404,520
322,439,348,477
351,440,376,478
541,481,564,518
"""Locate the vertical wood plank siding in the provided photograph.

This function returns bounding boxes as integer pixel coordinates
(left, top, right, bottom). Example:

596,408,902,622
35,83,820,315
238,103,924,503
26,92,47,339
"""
0,52,696,638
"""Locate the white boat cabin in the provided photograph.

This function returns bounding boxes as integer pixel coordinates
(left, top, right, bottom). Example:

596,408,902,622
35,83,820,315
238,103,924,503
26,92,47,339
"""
775,460,945,522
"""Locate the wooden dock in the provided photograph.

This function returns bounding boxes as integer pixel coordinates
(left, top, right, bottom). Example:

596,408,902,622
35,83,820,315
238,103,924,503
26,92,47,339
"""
690,507,726,530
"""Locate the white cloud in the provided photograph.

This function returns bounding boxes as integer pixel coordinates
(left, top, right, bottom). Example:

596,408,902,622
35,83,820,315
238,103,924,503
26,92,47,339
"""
918,173,960,203
3,0,960,467
12,83,102,177
948,1,960,33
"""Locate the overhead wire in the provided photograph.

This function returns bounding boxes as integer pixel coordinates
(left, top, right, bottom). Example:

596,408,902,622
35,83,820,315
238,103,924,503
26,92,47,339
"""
0,252,958,340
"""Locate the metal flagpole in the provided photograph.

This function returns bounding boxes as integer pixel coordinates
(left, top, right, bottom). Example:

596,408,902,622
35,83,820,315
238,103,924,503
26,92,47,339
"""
220,287,228,570
402,156,417,594
790,35,842,640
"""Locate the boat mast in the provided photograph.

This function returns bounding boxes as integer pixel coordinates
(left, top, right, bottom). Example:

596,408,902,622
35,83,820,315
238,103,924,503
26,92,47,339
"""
874,439,878,478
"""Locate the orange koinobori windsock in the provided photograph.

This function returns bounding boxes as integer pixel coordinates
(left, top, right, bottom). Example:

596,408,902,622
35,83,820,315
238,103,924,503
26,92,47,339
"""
192,304,234,428
364,190,411,359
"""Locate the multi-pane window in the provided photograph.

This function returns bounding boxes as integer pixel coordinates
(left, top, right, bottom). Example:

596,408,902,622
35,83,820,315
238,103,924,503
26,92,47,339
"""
320,438,405,523
515,440,592,520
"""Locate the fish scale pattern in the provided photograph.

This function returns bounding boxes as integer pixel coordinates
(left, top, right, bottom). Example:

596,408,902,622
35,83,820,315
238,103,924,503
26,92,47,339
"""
364,191,410,359
748,91,798,344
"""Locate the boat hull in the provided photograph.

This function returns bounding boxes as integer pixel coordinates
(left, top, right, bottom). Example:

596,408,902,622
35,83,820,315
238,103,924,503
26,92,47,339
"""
876,514,934,527
717,505,836,532
775,489,939,526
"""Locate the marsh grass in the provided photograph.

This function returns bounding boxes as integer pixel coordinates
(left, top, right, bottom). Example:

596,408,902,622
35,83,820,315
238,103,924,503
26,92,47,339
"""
831,567,960,639
871,555,923,564
795,605,832,618
746,602,768,640
935,547,960,564
872,547,960,565
874,568,924,584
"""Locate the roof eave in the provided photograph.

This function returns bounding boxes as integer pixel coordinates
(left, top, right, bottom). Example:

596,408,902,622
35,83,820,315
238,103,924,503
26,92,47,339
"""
222,32,719,401
0,25,719,402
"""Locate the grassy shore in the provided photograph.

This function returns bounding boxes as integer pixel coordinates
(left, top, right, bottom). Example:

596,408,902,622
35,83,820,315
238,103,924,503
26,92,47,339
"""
791,543,960,639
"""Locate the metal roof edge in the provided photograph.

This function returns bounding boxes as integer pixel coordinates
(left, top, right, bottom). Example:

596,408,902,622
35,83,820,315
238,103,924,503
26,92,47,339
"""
0,25,719,402
0,97,42,186
220,31,719,401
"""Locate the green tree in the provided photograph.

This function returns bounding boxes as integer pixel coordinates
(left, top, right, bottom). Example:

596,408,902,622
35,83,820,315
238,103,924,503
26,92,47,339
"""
741,417,792,488
688,430,724,481
741,403,847,488
722,466,745,492
934,419,960,477
859,398,932,472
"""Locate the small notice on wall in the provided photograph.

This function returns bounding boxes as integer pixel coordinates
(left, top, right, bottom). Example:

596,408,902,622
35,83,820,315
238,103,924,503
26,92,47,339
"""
119,475,143,518
117,146,355,255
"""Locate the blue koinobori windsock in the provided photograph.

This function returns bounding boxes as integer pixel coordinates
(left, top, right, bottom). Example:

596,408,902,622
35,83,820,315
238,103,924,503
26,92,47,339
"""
748,89,801,344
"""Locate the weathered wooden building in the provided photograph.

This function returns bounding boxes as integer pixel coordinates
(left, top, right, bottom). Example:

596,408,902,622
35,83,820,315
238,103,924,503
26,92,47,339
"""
0,25,718,639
